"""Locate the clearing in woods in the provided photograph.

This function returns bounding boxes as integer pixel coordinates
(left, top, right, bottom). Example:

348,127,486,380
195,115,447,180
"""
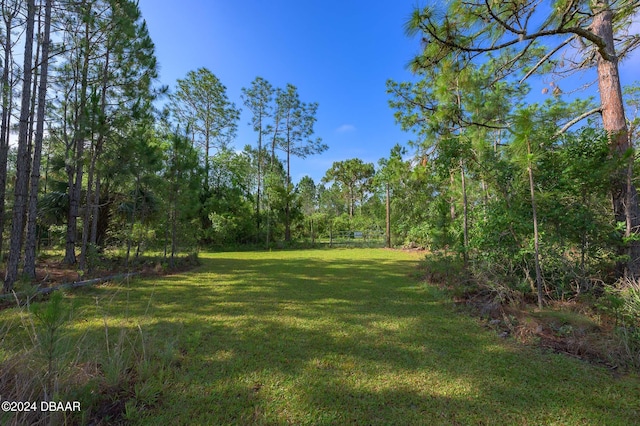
2,249,639,424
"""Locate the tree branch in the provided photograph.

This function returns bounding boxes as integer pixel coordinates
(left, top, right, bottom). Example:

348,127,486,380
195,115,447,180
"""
555,107,602,136
483,0,524,35
418,4,610,62
520,34,577,83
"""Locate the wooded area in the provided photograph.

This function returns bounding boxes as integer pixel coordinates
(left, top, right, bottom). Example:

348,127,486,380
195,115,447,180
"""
0,0,639,319
2,1,640,423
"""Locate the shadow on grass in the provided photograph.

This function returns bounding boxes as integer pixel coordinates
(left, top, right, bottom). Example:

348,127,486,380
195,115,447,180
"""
29,250,640,424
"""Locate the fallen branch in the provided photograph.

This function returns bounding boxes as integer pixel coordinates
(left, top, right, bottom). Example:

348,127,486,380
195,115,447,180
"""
0,272,140,303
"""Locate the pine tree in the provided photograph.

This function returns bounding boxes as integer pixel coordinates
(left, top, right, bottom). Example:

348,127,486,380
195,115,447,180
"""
4,0,36,291
405,0,640,278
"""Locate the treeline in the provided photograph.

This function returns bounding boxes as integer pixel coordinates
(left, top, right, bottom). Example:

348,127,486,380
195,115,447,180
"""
3,0,640,312
1,0,166,292
382,0,640,307
0,0,335,293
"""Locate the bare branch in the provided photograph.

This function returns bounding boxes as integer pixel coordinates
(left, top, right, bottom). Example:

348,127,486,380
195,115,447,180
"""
555,107,602,136
520,35,577,83
617,35,640,60
483,0,525,35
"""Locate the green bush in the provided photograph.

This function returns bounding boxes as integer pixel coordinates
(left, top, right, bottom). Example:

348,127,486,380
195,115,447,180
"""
599,278,640,368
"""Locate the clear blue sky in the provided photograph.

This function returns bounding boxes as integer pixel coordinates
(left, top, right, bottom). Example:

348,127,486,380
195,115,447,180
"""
136,0,639,184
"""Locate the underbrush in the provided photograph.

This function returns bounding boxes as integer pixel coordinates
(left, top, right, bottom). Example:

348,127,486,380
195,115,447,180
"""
598,278,640,369
0,252,199,308
0,252,199,424
80,249,200,276
420,251,640,372
0,289,178,425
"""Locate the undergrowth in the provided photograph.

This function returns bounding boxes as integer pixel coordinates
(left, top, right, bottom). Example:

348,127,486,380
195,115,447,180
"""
1,277,179,425
420,251,640,372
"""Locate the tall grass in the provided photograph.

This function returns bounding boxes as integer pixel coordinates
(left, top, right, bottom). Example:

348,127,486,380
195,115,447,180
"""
601,277,640,368
0,280,173,425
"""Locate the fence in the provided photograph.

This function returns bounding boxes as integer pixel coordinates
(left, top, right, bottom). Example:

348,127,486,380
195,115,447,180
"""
315,230,387,248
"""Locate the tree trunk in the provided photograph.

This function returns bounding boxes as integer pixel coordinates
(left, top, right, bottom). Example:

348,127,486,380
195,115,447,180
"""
386,183,391,248
64,18,91,265
90,174,101,245
349,186,355,218
81,47,109,271
527,139,544,309
171,193,177,268
265,198,271,249
80,145,95,270
0,5,17,259
4,0,35,292
460,159,469,267
170,139,179,267
311,217,315,244
24,0,53,279
125,176,140,268
285,133,291,242
255,107,269,239
163,208,169,260
591,3,640,278
256,122,262,236
449,171,456,221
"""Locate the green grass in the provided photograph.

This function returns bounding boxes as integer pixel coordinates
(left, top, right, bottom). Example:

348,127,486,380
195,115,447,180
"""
2,248,640,425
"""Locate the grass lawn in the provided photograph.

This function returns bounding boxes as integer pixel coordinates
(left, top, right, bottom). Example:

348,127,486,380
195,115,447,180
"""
2,248,640,425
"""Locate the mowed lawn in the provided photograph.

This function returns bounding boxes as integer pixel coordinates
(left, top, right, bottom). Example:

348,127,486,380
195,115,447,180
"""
4,249,640,425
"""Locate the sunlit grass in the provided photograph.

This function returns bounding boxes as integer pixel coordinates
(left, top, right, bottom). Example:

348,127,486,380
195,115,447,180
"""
2,248,639,424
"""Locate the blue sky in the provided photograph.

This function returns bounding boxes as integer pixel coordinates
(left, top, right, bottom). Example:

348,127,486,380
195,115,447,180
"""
136,0,639,184
137,0,421,183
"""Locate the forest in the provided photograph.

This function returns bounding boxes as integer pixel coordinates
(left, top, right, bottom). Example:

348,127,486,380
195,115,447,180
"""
0,0,640,306
0,1,639,305
1,0,640,423
3,0,639,300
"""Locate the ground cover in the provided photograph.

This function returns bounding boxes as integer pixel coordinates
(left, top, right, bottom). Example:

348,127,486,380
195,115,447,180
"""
1,248,639,425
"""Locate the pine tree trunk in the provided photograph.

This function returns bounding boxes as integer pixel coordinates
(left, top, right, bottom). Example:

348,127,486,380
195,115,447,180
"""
125,176,140,268
81,48,109,270
170,140,179,267
311,217,315,244
24,0,52,279
349,186,354,218
79,142,95,271
448,171,456,222
164,208,169,260
0,6,17,259
256,115,262,237
591,3,640,279
4,0,35,292
171,195,177,268
527,139,544,309
64,18,91,265
461,159,469,267
90,174,101,245
285,135,291,242
386,183,391,248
